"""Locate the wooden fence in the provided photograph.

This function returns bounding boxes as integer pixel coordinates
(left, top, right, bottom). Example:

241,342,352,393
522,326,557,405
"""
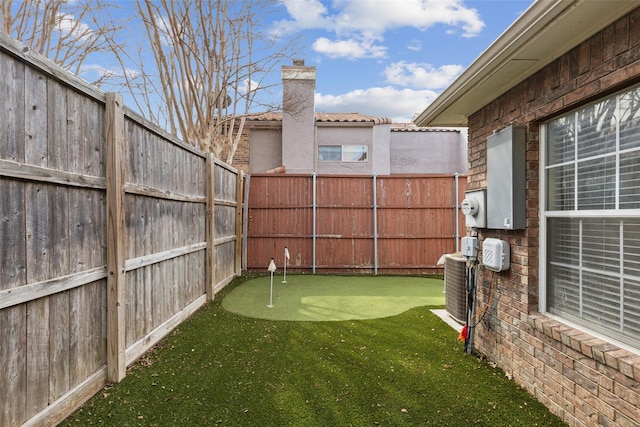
0,33,242,426
246,174,466,274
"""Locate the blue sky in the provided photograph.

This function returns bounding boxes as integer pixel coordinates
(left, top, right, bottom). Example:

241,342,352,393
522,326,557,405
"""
6,0,535,125
270,0,535,122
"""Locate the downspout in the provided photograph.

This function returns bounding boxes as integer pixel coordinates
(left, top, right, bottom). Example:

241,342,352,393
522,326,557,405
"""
373,174,378,275
454,172,460,253
312,172,317,274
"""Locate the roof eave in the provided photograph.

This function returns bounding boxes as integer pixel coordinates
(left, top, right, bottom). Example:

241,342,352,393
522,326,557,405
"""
414,0,640,127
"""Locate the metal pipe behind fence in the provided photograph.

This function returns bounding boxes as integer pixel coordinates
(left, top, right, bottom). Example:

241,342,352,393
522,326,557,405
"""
454,172,460,253
373,174,378,275
312,173,317,274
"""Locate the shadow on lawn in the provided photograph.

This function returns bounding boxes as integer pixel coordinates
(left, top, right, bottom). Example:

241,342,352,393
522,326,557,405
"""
60,274,566,427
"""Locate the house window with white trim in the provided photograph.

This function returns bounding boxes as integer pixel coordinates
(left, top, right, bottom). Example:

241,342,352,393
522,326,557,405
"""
543,85,640,349
318,145,367,162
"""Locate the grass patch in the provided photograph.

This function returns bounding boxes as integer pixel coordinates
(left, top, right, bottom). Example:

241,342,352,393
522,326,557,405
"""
61,275,565,426
223,274,447,321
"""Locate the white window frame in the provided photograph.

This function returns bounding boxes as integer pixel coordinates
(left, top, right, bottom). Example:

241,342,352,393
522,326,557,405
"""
540,84,640,351
318,145,368,162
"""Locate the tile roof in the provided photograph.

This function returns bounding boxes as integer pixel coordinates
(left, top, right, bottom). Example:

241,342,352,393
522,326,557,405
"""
245,112,392,125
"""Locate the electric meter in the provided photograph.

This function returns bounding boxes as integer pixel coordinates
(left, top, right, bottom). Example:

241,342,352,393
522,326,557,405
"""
461,189,486,228
461,198,479,216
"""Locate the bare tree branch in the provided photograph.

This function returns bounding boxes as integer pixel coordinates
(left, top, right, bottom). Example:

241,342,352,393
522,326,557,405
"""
1,0,127,86
131,0,300,161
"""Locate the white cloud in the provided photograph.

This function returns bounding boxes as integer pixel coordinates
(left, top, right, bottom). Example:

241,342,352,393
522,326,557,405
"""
330,0,484,37
275,0,484,60
272,0,331,32
55,13,92,39
315,86,439,122
312,36,386,59
383,61,463,90
276,0,484,35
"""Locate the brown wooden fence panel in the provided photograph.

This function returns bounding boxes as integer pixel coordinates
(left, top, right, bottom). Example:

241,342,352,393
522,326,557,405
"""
0,33,242,427
246,174,467,274
247,175,314,268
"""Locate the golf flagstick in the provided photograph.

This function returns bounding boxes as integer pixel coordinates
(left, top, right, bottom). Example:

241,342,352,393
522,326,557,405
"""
283,246,290,283
268,258,276,307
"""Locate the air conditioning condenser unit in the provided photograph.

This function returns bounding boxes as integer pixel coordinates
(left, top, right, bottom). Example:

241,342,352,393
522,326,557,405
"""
444,254,467,323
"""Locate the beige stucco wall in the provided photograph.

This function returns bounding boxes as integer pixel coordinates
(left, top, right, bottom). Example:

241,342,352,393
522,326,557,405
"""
390,129,467,175
248,128,282,173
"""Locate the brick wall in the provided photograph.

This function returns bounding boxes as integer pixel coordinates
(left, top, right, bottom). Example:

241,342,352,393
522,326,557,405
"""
467,8,640,427
219,127,250,174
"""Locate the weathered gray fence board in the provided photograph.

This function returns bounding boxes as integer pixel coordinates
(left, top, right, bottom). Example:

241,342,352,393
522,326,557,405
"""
0,179,26,290
1,51,25,162
1,305,27,426
1,32,242,427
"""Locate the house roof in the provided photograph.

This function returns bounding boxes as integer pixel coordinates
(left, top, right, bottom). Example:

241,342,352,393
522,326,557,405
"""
390,123,459,132
245,112,392,125
413,0,640,127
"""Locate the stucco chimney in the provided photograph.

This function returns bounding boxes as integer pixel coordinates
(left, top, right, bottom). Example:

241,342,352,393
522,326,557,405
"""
282,59,316,173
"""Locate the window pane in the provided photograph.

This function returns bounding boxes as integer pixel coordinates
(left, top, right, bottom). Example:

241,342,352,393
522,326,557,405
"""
582,219,620,274
318,146,340,161
624,220,640,337
620,150,640,209
582,271,621,331
620,87,640,151
547,116,575,165
547,218,581,317
577,99,616,159
546,164,575,210
547,264,580,318
624,277,640,337
547,218,579,266
577,155,616,210
343,145,367,162
623,219,640,277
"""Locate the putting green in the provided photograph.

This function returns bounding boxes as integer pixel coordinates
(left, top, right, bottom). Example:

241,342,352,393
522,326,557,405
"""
222,274,445,321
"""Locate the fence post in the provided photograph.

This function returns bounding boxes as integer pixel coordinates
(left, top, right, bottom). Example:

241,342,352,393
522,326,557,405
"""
235,170,244,275
205,154,216,300
373,174,378,275
105,92,126,383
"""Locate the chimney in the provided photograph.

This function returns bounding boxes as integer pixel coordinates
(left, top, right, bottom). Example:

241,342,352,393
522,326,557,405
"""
281,59,316,173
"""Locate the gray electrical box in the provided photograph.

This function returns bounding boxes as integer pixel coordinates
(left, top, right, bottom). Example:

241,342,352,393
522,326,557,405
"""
487,126,526,230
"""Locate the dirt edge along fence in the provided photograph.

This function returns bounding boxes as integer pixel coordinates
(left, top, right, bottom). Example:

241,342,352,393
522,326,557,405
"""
246,173,466,274
0,33,243,426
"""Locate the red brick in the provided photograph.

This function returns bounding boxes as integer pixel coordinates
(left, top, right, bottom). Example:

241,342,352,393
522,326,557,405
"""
580,338,607,359
618,354,640,380
614,16,630,55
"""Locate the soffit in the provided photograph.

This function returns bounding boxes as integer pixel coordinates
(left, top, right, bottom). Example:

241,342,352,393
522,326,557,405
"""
414,0,640,127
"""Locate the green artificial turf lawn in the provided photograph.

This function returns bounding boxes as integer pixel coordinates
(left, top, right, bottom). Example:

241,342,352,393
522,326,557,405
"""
61,274,566,427
223,274,446,321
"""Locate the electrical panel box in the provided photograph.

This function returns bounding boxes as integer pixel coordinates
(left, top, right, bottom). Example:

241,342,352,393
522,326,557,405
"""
461,189,486,228
482,238,510,272
461,236,478,259
487,126,526,230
